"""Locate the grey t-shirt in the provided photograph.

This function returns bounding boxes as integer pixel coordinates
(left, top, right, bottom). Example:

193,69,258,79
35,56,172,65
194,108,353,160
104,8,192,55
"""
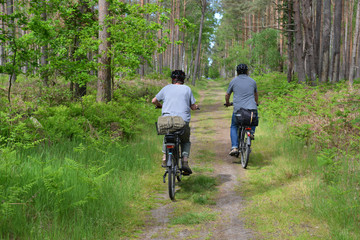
227,74,257,112
155,84,196,122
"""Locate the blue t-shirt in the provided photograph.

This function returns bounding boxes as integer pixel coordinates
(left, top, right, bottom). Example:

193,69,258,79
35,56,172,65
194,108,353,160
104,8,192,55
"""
227,74,257,112
155,84,196,122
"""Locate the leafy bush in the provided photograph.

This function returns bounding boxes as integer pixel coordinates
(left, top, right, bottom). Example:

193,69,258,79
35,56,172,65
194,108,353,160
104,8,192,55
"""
0,79,162,148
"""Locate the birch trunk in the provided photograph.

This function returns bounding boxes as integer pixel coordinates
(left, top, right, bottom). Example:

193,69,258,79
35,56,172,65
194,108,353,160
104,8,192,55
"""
97,0,111,102
0,2,5,66
7,0,16,84
41,0,49,87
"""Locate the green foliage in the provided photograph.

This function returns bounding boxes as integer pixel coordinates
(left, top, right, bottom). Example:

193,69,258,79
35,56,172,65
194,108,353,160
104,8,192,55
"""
0,79,161,148
0,129,162,239
255,72,360,239
208,66,220,79
0,0,172,85
109,2,170,74
0,111,41,149
248,29,283,72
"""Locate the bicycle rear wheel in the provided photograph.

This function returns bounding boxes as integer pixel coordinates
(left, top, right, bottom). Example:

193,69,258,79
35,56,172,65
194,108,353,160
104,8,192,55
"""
241,135,250,169
168,156,176,200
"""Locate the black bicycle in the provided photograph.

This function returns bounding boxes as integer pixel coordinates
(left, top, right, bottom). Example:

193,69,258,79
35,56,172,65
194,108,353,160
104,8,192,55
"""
155,107,199,200
162,129,184,200
225,103,253,169
155,115,185,200
237,125,252,168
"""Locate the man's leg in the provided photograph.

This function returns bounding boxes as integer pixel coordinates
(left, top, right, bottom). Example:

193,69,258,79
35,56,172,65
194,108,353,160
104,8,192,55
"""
229,112,239,155
180,123,192,174
162,140,166,167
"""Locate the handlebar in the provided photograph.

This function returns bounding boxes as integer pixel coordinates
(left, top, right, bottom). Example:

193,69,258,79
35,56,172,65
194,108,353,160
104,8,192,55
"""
224,102,233,107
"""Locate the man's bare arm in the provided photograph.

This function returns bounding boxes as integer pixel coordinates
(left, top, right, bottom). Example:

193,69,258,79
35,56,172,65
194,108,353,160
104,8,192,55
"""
225,93,231,106
152,97,162,108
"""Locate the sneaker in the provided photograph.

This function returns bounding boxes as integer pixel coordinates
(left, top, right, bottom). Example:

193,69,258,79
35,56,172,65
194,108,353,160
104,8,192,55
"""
229,148,239,156
182,161,192,175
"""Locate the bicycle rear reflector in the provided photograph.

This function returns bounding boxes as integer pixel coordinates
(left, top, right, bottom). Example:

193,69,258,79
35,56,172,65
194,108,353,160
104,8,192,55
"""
166,145,175,149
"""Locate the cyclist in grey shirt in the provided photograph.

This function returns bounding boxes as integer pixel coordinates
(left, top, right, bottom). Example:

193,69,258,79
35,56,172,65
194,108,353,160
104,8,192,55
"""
225,64,259,156
152,70,198,175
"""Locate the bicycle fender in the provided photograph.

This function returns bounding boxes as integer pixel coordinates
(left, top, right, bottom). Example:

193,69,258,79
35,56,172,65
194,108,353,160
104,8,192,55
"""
167,153,172,167
247,137,251,146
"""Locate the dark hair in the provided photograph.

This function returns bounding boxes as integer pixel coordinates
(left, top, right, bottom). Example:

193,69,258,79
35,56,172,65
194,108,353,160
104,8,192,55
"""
171,70,186,83
236,64,248,75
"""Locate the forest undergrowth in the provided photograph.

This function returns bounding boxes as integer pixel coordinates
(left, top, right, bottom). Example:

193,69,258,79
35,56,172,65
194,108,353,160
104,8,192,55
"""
1,72,360,239
244,72,360,239
0,74,170,239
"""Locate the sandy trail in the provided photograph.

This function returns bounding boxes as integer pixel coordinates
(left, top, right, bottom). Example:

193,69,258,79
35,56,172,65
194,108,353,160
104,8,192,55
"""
139,81,254,240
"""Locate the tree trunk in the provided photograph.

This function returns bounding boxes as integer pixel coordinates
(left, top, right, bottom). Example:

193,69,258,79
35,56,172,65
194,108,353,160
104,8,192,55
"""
180,0,186,70
192,0,206,86
320,0,331,83
97,0,111,102
7,0,16,84
349,0,360,87
0,2,5,67
287,0,294,83
345,0,354,80
294,0,306,83
173,0,180,70
41,0,49,87
301,0,316,85
341,0,349,80
314,0,322,76
331,0,343,83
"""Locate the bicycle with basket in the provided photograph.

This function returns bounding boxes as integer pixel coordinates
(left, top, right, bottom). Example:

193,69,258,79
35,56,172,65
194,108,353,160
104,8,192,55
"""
155,115,187,200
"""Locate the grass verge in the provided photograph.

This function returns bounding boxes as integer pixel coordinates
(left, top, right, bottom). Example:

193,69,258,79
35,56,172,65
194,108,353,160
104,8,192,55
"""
240,121,330,239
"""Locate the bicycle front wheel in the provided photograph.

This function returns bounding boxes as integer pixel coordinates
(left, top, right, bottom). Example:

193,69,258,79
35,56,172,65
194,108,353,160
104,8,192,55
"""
168,156,176,200
241,136,250,169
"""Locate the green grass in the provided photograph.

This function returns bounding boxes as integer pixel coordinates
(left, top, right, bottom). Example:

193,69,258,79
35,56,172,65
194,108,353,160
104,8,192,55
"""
170,211,217,225
249,72,360,239
177,175,218,205
0,130,164,239
241,121,330,239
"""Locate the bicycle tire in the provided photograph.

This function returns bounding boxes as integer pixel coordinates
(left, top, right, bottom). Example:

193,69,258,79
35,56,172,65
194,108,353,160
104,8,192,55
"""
238,128,245,158
168,156,176,200
241,136,250,168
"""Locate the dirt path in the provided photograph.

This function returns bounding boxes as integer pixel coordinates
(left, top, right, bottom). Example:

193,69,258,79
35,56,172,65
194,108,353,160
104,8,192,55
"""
139,81,254,239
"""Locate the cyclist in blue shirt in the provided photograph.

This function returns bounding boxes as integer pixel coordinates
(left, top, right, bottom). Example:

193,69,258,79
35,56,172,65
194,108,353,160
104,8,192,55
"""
152,70,198,174
225,64,259,156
